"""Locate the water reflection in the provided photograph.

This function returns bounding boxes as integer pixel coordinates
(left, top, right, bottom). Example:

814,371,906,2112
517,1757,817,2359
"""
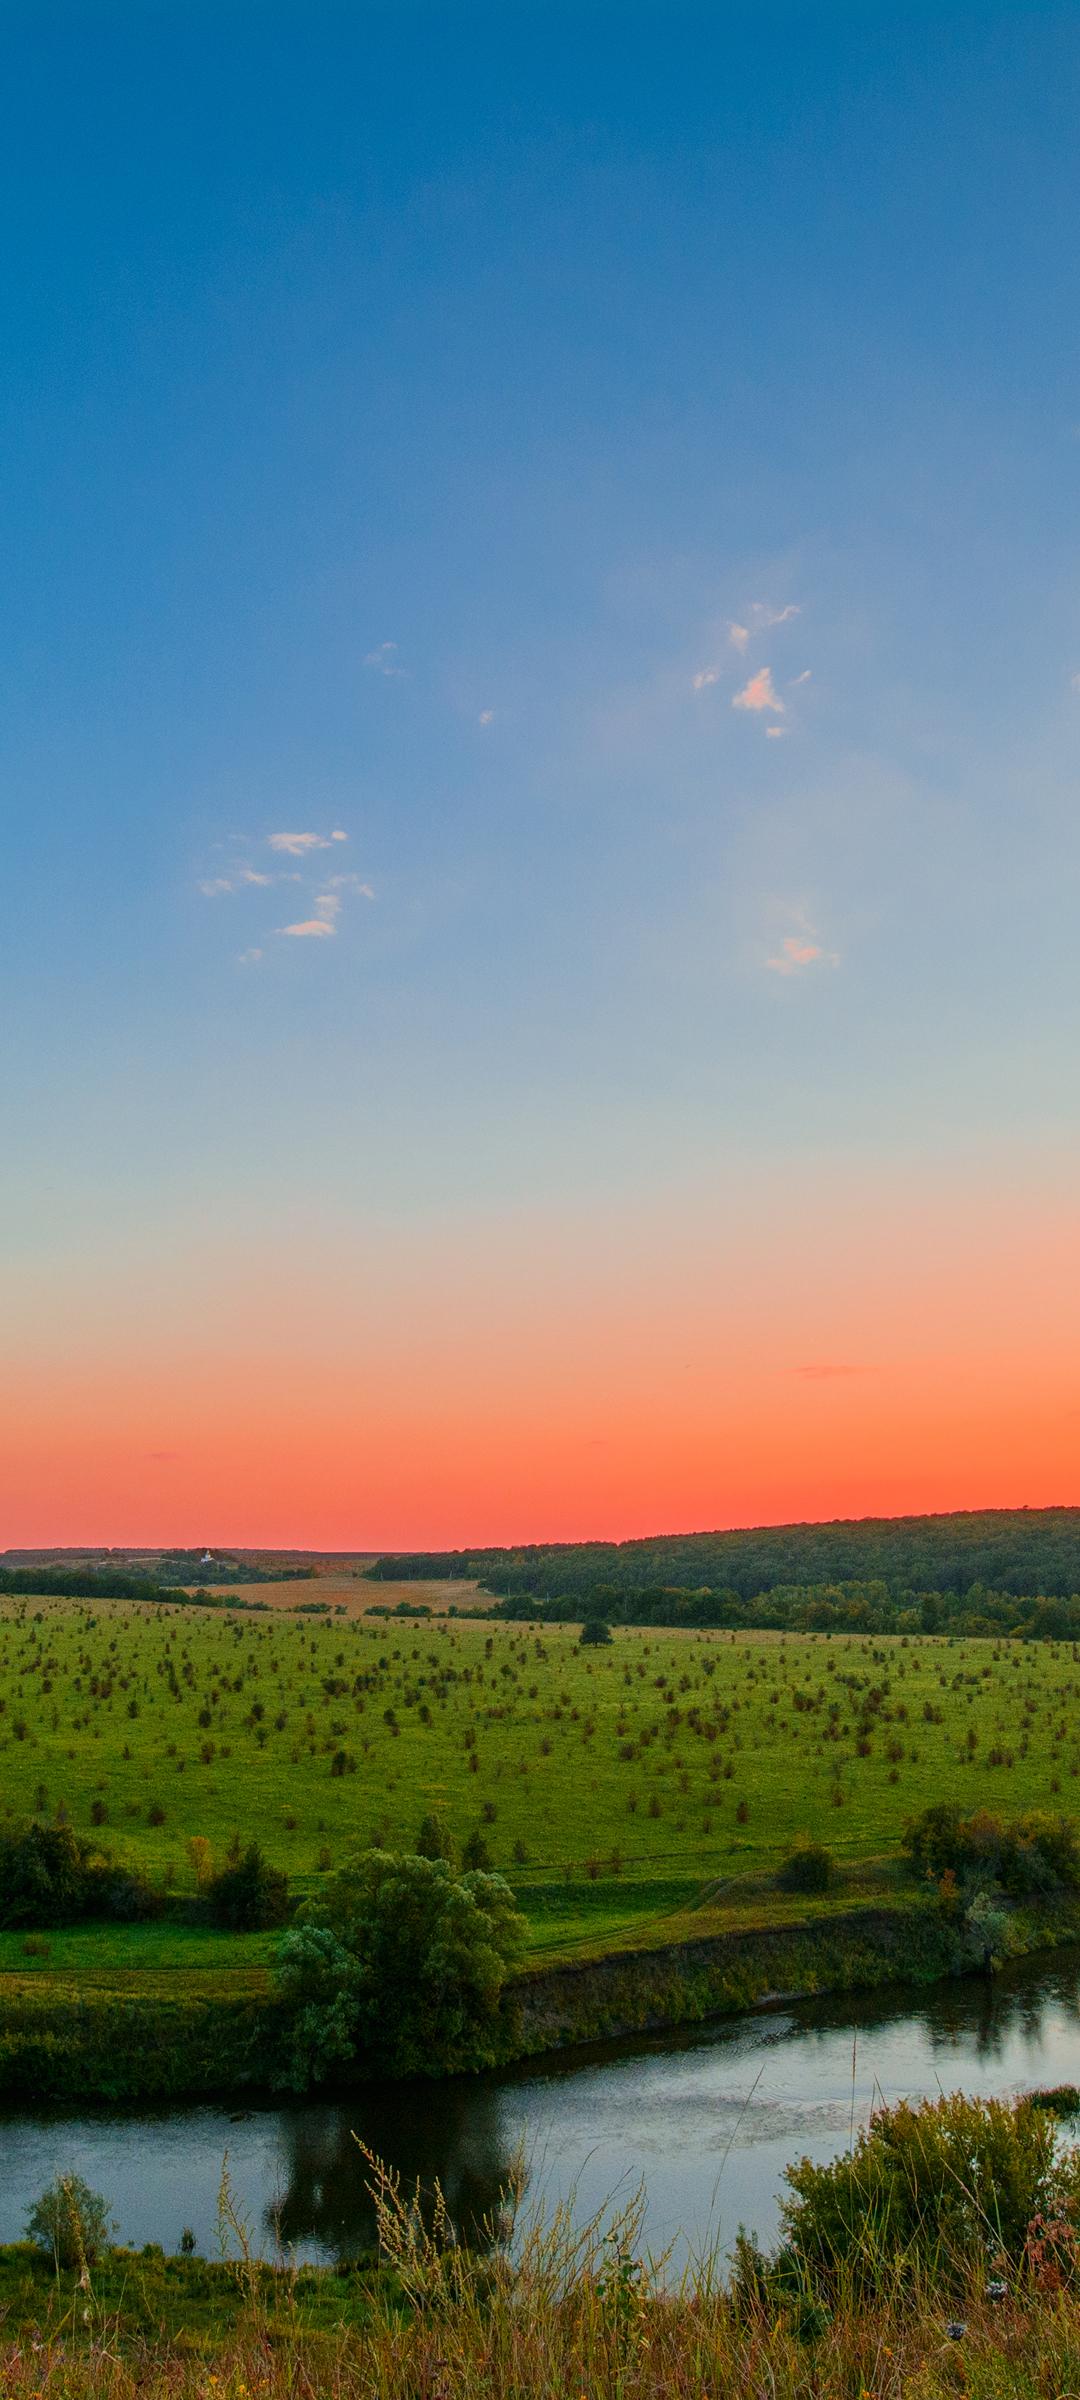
268,2083,515,2256
3,1951,1080,2266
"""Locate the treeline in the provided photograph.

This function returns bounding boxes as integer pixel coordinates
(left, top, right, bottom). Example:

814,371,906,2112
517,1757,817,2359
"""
370,1508,1080,1606
0,1567,182,1602
489,1580,1080,1641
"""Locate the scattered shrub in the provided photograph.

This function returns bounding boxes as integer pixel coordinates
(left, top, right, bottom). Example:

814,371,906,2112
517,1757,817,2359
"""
415,1813,455,1864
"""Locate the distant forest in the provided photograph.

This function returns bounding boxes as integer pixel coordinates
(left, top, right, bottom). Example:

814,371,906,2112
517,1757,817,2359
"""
369,1509,1080,1641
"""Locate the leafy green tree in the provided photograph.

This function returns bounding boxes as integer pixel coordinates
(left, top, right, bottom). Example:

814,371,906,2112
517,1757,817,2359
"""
579,1616,613,1646
276,1849,526,2087
26,2174,114,2269
275,1922,365,2088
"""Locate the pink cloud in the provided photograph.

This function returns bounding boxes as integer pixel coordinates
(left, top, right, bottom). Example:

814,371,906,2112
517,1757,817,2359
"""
766,934,839,976
277,918,336,939
733,666,784,715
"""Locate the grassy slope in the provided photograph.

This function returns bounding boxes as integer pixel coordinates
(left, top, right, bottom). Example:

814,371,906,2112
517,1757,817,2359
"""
2,1599,1079,1991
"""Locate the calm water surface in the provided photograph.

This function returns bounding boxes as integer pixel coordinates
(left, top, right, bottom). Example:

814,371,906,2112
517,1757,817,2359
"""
3,1956,1080,2265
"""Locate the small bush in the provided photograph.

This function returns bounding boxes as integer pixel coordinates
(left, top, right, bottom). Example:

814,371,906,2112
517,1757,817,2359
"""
415,1813,455,1864
762,2092,1080,2298
26,2174,114,2270
205,1844,290,1932
776,1837,833,1894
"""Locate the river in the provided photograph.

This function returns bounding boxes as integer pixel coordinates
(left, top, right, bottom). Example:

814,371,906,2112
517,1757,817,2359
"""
3,1954,1080,2267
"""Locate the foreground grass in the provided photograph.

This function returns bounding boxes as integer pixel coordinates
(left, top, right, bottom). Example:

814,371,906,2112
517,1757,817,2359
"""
5,1598,1080,1959
1,2250,1078,2398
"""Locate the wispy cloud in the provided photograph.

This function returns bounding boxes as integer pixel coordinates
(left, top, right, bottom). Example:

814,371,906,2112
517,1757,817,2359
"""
733,666,785,716
766,932,840,977
751,601,799,632
478,708,494,725
728,602,800,655
364,641,405,677
789,668,812,687
692,664,722,691
267,830,347,856
323,872,374,898
199,827,370,957
199,864,274,895
765,724,788,739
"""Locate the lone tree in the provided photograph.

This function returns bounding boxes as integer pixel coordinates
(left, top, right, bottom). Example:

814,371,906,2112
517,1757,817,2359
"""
579,1616,613,1646
275,1848,526,2087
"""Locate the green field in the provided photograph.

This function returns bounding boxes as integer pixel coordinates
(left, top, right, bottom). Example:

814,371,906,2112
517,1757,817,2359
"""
2,1599,1080,1966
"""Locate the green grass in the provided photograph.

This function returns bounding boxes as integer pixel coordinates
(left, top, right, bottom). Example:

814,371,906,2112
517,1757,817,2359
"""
2,1597,1080,1963
0,1921,277,1977
0,2242,383,2344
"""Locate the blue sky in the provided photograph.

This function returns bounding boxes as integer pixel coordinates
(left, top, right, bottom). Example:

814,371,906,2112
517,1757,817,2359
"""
4,4,1080,1540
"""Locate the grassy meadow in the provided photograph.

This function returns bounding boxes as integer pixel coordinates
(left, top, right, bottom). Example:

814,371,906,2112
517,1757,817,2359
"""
2,1597,1080,1974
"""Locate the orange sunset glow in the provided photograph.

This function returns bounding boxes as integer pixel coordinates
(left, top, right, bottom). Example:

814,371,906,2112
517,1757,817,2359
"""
6,1163,1077,1547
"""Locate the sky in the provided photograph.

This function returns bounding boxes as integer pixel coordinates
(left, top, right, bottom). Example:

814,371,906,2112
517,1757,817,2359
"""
3,1,1080,1549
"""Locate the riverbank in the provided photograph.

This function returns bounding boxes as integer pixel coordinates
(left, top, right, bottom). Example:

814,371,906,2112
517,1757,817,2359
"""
4,1882,1080,2105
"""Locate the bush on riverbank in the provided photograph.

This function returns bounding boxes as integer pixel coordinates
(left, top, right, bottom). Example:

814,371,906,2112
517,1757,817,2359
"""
737,2093,1080,2302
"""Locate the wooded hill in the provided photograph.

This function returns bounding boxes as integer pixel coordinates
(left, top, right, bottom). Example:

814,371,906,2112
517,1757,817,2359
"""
370,1509,1080,1639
